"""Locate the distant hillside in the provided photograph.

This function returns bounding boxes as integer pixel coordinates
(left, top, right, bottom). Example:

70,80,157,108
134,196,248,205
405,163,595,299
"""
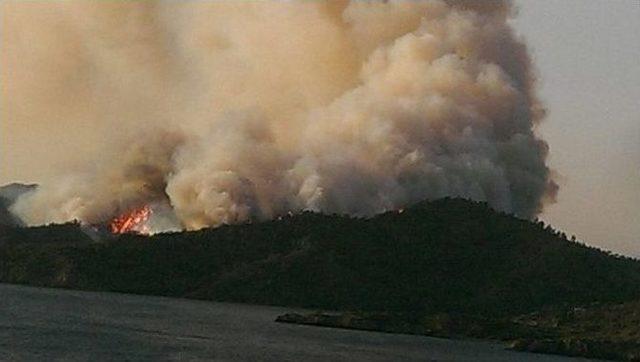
0,183,37,204
0,183,37,227
0,198,17,227
1,198,639,318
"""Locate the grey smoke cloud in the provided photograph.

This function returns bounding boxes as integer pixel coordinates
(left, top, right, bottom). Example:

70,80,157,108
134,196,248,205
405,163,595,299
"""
7,0,557,231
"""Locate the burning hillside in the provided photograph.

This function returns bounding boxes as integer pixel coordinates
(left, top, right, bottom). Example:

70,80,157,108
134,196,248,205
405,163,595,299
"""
109,205,152,235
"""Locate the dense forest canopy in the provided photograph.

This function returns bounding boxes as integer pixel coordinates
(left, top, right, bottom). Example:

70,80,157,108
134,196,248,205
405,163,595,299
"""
2,198,639,318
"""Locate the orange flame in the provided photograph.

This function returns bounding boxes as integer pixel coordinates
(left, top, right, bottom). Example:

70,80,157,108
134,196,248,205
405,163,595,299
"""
109,205,152,234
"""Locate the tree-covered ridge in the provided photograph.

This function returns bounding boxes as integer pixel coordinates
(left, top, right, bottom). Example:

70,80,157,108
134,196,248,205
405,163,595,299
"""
1,198,639,317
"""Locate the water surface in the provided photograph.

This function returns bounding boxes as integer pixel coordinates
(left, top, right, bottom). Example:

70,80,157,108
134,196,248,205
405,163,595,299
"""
0,284,598,361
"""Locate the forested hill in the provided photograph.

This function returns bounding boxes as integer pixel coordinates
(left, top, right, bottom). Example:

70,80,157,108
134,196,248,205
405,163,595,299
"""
1,198,639,317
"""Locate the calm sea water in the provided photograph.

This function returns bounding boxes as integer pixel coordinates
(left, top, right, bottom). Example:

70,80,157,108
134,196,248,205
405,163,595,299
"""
0,284,598,361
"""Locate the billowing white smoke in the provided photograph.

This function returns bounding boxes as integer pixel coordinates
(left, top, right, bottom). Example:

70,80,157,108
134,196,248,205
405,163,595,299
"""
8,0,557,231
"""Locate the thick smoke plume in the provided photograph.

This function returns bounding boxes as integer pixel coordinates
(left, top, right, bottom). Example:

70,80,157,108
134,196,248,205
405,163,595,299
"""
6,0,557,231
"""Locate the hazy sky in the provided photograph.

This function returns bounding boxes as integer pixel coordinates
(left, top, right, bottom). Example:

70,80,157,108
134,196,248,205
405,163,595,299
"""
513,0,639,256
1,1,638,256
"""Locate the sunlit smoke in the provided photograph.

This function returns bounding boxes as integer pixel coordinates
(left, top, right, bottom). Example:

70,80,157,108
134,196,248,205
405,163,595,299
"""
5,0,557,232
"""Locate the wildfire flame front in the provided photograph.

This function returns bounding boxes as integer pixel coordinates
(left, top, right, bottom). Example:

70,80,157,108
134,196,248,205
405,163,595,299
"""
109,205,152,235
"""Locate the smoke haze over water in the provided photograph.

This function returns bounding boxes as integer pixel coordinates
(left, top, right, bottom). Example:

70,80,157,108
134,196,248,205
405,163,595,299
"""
3,0,557,231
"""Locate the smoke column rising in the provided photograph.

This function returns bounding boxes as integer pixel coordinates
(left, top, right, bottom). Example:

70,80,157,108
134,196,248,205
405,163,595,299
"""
6,0,557,231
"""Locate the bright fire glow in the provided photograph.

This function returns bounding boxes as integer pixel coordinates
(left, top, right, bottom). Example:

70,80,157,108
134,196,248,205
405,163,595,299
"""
109,205,152,234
